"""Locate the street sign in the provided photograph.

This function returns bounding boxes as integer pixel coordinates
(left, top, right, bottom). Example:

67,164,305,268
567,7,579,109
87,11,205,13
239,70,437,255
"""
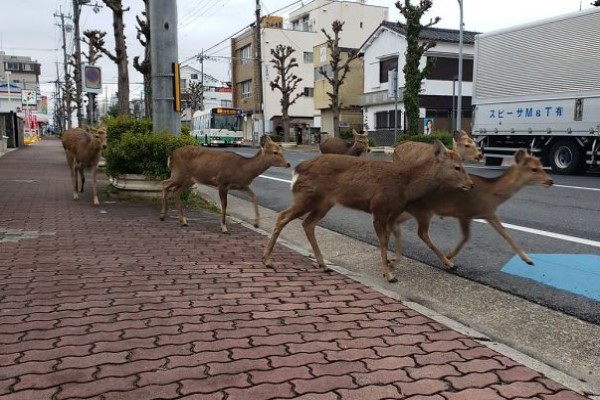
82,64,102,93
387,70,398,99
21,89,37,105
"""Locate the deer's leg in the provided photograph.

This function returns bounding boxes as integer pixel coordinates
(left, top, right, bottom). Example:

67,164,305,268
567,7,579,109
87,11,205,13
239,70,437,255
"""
159,179,171,221
218,185,229,234
263,199,313,268
373,216,396,283
78,166,85,193
91,165,99,206
415,215,455,270
486,215,533,265
173,185,188,226
238,187,259,228
446,218,471,260
390,211,414,265
67,155,79,201
302,202,334,272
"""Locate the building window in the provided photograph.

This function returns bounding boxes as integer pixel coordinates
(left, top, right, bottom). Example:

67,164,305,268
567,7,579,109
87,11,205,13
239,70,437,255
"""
241,80,252,98
241,45,252,64
375,110,402,129
379,57,398,83
303,52,313,63
23,64,34,72
427,56,474,81
4,62,19,71
221,99,233,108
190,73,198,80
303,87,314,97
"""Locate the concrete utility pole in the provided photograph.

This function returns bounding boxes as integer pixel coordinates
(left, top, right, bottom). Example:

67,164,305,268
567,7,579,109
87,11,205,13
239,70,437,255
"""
255,0,265,144
150,0,181,134
54,8,71,131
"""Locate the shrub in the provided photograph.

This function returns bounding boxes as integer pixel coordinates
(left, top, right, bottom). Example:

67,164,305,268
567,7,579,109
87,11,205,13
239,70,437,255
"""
104,132,197,180
396,132,453,148
104,115,153,143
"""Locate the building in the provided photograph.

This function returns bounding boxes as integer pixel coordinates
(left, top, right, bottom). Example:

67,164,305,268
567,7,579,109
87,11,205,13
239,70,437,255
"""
179,65,232,126
358,21,478,145
231,0,388,141
0,52,43,148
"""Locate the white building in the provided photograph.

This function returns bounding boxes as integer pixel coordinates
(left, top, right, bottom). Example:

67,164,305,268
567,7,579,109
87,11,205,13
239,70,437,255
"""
359,21,478,145
180,65,233,124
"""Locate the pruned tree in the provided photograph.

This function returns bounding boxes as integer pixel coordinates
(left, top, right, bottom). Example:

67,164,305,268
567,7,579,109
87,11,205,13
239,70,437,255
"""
269,44,303,142
318,20,360,138
187,81,203,113
62,72,76,130
395,0,440,135
133,0,151,118
97,0,130,116
67,54,83,127
593,0,600,6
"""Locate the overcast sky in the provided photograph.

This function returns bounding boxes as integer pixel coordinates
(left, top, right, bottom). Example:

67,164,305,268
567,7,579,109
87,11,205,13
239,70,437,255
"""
0,0,594,108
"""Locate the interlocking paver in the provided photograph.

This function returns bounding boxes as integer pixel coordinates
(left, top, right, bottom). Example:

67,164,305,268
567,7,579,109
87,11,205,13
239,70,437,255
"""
0,139,592,400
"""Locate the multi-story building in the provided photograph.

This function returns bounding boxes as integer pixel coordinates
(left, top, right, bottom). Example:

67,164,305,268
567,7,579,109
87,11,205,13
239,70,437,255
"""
179,65,232,125
358,21,478,145
0,52,41,113
231,0,387,141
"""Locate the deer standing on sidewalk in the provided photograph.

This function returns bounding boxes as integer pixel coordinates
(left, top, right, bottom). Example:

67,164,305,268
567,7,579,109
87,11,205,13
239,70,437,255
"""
392,149,553,267
319,129,370,156
160,136,290,233
262,140,473,282
61,126,108,206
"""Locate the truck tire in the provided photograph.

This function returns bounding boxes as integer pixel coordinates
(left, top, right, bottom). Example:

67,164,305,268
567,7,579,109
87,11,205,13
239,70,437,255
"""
485,156,502,166
548,139,584,175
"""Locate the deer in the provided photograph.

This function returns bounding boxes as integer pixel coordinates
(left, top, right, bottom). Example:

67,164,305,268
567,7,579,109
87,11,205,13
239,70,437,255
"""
393,130,482,164
262,140,474,283
160,135,291,233
391,149,554,268
61,125,108,206
319,129,370,156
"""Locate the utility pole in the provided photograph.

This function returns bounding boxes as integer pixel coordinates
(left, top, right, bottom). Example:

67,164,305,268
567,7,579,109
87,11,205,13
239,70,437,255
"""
54,8,71,130
150,0,181,134
456,0,464,131
255,0,265,145
54,63,63,133
197,49,205,111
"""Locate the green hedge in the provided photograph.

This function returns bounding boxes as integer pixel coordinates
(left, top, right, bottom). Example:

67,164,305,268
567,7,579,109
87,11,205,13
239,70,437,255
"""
104,132,197,180
396,132,453,149
104,115,153,144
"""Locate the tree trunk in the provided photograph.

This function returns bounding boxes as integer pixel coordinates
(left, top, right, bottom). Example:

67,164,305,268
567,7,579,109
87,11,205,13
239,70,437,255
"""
113,9,130,116
282,111,290,142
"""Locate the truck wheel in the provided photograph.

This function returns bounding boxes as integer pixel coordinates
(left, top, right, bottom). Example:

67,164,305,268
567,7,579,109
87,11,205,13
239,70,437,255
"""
548,140,584,175
485,156,502,166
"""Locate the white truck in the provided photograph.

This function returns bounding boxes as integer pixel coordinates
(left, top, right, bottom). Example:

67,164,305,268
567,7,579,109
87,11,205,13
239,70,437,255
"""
472,7,600,174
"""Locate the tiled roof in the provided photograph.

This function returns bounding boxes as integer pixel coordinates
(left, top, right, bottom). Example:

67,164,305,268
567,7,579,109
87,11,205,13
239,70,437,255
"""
382,21,479,44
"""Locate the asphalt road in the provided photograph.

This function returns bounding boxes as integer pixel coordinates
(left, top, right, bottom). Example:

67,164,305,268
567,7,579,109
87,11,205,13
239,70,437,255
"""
224,146,600,324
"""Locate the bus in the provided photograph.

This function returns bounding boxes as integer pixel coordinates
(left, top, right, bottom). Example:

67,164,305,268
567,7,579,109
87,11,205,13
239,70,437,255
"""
191,107,244,146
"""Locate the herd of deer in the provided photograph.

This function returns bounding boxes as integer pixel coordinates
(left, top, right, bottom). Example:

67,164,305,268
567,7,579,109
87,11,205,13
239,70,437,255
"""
62,127,553,283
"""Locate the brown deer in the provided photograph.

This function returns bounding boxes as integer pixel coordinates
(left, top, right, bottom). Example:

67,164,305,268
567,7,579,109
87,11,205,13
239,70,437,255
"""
61,125,108,206
262,140,473,282
392,149,553,267
160,135,291,233
393,130,482,163
319,129,370,156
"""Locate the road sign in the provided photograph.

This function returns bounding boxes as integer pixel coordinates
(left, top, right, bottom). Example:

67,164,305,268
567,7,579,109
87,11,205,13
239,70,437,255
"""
82,64,102,93
21,90,37,105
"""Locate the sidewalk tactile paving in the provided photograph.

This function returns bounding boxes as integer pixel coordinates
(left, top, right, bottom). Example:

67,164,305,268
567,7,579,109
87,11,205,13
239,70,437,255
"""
0,139,591,399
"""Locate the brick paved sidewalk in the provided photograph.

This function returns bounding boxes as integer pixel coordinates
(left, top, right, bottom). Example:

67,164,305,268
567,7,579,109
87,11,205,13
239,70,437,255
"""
0,139,590,400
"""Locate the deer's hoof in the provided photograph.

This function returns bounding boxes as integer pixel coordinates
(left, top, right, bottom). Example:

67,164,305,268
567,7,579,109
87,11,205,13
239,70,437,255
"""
386,275,398,283
159,216,165,221
525,259,534,266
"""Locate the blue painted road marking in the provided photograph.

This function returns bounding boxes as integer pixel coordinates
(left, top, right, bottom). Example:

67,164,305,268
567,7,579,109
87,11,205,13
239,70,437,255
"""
501,254,600,301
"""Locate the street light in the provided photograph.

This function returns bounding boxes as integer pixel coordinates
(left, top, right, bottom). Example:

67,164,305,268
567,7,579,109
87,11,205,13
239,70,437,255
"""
456,0,464,131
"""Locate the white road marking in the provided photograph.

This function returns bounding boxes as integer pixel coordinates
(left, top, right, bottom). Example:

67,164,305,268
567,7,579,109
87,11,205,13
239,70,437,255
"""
259,174,600,248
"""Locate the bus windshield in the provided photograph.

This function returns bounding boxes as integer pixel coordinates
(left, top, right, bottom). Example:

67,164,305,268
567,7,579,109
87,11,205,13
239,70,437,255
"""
211,114,242,131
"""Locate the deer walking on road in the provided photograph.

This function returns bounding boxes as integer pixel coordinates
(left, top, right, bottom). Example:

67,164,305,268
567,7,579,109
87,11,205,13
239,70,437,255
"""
263,140,473,282
160,136,290,233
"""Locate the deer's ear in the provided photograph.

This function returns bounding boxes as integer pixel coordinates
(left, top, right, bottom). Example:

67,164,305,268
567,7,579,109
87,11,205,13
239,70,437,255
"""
514,149,528,164
432,140,447,158
453,130,462,141
259,135,271,148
